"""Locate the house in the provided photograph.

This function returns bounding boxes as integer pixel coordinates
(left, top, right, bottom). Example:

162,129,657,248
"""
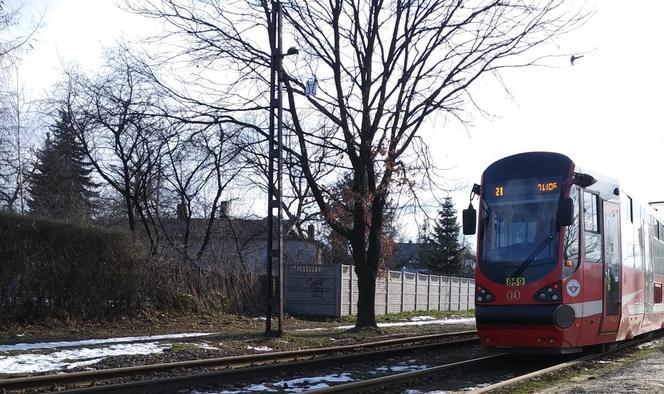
161,216,321,272
385,241,429,273
385,240,476,276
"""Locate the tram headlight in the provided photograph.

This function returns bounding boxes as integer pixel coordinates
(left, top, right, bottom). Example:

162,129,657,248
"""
475,286,495,303
534,281,563,302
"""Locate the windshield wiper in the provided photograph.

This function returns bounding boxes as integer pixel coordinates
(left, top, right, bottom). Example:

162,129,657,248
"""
510,235,554,279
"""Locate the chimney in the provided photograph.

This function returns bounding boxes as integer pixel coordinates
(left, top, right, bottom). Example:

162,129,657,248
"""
308,224,315,240
176,202,186,220
220,201,230,217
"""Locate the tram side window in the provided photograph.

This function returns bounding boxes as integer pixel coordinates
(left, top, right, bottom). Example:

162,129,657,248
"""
583,192,602,263
621,196,636,268
634,206,644,270
563,187,580,263
656,221,661,240
653,238,664,275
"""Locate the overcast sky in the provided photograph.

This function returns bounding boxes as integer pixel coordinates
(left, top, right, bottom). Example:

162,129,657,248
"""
7,0,664,240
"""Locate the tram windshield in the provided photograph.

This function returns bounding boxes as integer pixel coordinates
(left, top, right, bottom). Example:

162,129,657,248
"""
479,177,562,284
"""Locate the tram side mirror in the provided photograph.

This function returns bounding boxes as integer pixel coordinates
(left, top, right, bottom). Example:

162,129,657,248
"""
462,205,477,235
557,197,574,227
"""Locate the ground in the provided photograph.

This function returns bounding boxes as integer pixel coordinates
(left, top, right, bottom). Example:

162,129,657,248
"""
501,338,664,394
0,310,476,376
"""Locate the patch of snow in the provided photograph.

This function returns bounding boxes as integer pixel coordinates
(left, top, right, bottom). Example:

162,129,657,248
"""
0,332,213,352
246,345,273,352
637,339,663,349
0,342,170,374
460,383,492,391
404,390,449,394
294,327,328,332
295,317,475,332
372,363,428,374
409,316,436,321
301,383,330,391
192,373,354,393
253,317,267,321
197,342,221,350
274,373,354,387
65,357,105,370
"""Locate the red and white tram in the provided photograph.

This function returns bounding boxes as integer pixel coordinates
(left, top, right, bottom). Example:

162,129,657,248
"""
463,152,664,352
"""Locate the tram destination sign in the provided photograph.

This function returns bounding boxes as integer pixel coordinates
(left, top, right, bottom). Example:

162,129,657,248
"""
488,177,562,201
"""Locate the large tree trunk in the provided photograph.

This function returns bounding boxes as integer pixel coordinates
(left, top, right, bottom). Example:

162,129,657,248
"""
354,262,377,328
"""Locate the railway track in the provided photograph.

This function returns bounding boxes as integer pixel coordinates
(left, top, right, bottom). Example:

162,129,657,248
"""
307,330,664,393
0,330,478,393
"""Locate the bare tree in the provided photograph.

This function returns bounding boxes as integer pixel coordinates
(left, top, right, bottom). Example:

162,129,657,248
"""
0,1,41,213
0,66,37,213
0,1,39,63
61,47,166,253
132,0,587,328
153,120,246,264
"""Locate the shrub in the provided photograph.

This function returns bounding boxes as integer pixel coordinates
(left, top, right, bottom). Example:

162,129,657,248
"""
0,213,145,322
0,213,267,323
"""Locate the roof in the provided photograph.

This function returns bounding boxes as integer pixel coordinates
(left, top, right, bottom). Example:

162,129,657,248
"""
387,242,425,266
161,217,311,242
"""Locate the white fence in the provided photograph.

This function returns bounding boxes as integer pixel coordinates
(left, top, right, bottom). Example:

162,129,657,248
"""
285,264,475,317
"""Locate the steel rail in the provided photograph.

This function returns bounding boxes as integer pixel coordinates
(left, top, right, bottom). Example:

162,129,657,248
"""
48,334,480,394
305,353,509,393
471,353,596,393
306,331,664,394
472,331,664,393
0,330,477,391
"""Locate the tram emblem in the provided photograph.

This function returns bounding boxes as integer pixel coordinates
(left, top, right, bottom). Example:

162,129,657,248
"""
567,279,581,297
506,288,521,302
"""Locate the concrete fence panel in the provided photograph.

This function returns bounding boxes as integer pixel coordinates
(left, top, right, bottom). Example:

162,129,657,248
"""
402,272,416,312
460,278,470,310
340,265,353,316
375,275,388,314
416,274,429,310
449,277,461,311
285,264,474,317
440,276,451,311
429,275,440,310
285,264,341,316
387,271,403,313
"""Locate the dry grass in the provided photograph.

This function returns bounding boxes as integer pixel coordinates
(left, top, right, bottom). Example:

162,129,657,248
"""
0,310,476,354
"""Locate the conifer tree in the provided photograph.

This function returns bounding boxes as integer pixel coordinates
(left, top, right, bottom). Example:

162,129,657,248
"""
418,197,465,275
28,109,96,220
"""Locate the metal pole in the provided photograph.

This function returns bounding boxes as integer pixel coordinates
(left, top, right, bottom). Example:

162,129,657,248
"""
265,1,278,336
266,0,286,336
275,0,285,336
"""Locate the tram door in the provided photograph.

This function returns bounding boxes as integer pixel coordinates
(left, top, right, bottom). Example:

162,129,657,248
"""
601,201,621,333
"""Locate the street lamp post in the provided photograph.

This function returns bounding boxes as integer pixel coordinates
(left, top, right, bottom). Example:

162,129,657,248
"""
266,1,297,337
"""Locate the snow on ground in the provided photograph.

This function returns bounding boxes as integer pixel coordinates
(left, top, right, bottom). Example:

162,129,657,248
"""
409,316,437,321
370,361,429,374
295,317,475,332
460,383,492,391
192,359,432,393
197,342,222,351
246,345,273,352
0,342,170,374
0,332,214,352
0,332,217,375
191,372,354,393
